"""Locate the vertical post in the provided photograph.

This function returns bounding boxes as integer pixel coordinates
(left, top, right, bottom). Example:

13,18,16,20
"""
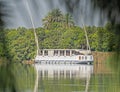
70,50,72,56
58,50,60,56
42,50,44,56
64,50,66,56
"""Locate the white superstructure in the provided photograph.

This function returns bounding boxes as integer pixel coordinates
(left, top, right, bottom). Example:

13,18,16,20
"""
35,49,93,64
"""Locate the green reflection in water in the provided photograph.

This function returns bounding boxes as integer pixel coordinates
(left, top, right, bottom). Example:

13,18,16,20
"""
91,54,120,92
38,77,86,92
38,70,119,92
0,63,36,92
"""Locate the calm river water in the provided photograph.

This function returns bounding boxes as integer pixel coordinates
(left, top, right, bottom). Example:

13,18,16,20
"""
0,60,119,92
33,62,120,92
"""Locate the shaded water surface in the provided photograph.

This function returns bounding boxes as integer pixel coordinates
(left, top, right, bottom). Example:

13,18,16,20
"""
35,62,120,92
0,61,119,92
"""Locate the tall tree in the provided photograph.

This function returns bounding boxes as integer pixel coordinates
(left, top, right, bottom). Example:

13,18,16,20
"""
42,9,64,29
63,13,74,28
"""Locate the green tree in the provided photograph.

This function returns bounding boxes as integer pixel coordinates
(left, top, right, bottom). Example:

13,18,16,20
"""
63,13,74,28
42,9,64,29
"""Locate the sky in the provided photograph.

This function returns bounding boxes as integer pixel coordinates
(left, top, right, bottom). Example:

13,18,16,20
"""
2,0,108,28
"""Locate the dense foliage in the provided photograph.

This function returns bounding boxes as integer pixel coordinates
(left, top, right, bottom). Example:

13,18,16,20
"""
0,9,117,62
3,27,36,62
37,22,116,51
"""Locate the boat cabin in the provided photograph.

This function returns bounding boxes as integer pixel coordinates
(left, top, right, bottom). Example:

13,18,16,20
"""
39,49,91,56
35,49,93,64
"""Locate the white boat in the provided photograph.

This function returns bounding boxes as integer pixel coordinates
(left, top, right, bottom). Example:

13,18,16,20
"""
35,49,93,64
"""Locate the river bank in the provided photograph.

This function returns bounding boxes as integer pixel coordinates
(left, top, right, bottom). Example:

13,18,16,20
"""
92,51,114,63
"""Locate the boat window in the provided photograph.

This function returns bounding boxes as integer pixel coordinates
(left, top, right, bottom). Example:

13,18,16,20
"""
39,50,43,55
82,56,84,60
79,56,81,60
85,56,87,60
72,50,80,55
90,56,93,59
72,50,75,55
44,50,48,56
54,50,58,56
66,50,70,56
60,50,64,56
75,51,80,55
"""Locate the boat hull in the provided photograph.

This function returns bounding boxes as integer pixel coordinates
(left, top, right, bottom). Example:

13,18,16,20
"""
35,60,93,65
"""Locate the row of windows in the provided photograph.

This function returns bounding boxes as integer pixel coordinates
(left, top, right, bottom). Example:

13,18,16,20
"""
39,50,81,56
79,56,93,60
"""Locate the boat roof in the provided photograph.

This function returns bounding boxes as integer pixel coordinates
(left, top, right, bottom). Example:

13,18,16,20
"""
39,49,90,51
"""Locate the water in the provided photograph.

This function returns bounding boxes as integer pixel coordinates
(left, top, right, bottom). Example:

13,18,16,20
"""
0,60,119,92
33,62,119,92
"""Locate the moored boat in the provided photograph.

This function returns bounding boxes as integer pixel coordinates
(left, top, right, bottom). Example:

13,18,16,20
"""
35,49,93,64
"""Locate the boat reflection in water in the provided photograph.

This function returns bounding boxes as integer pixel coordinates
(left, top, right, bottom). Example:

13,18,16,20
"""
34,64,93,92
35,64,93,79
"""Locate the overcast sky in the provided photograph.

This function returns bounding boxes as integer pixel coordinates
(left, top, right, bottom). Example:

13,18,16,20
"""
2,0,107,28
